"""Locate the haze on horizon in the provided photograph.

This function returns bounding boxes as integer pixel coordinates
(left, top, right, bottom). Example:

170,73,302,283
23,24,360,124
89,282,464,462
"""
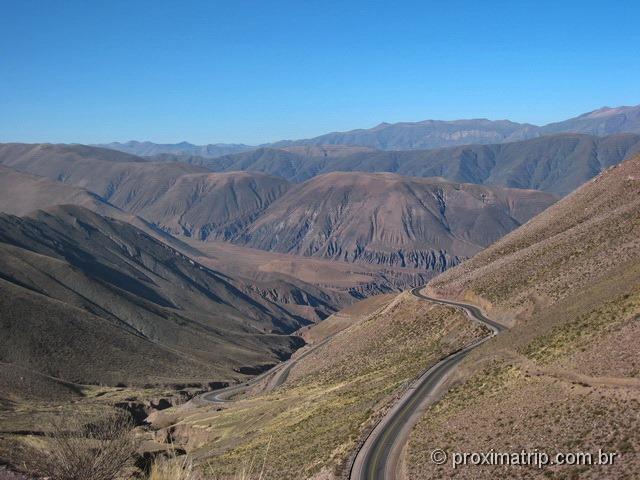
1,0,639,145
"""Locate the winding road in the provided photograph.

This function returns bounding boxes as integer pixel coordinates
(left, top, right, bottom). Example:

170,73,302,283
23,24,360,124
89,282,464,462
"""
349,287,505,480
197,285,505,480
200,331,337,403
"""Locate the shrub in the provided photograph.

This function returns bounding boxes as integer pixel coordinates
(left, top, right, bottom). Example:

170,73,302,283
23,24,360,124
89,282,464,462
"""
29,411,137,480
148,450,199,480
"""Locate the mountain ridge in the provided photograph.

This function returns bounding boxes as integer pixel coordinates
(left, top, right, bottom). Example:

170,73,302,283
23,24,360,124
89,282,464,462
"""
0,204,307,386
95,104,640,156
183,133,640,195
235,171,556,270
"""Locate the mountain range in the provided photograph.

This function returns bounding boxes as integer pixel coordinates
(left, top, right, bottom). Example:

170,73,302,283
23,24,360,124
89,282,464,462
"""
97,104,640,156
190,133,640,195
0,144,555,273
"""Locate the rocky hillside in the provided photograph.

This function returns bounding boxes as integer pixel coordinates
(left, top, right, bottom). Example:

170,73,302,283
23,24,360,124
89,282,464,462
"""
137,171,290,240
238,172,556,270
0,205,306,387
198,133,640,195
406,154,640,478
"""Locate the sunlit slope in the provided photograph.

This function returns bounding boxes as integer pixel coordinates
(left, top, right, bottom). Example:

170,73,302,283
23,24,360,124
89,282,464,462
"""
407,154,640,479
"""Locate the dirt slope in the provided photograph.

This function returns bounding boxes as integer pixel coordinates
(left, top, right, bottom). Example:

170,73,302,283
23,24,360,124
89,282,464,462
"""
406,154,640,479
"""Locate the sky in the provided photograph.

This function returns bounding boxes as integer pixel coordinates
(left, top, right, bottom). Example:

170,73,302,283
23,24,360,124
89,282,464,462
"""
1,0,639,145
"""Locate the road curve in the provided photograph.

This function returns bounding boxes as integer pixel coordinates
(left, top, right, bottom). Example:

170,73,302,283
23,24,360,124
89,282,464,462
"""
349,287,505,480
199,333,338,404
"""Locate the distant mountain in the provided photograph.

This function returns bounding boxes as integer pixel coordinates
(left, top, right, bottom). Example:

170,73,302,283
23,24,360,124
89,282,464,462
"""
93,105,640,156
236,172,556,270
192,133,640,196
96,140,254,158
540,105,640,136
0,205,305,387
270,119,539,150
268,105,640,150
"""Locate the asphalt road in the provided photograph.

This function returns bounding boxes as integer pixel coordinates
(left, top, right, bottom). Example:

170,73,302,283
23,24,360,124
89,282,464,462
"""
349,287,505,480
200,332,337,404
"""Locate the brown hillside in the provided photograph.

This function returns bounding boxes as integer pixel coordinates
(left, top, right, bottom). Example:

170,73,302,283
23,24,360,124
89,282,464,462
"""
240,172,556,271
137,171,290,240
0,205,305,388
407,154,640,479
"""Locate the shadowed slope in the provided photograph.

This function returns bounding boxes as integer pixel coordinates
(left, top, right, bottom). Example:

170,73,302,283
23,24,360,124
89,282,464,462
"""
0,205,305,387
195,133,640,195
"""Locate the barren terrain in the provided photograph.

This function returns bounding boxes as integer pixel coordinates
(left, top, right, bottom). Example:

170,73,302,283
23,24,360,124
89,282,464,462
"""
405,155,640,478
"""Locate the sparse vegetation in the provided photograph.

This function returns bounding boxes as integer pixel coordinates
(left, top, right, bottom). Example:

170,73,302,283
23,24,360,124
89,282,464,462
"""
160,294,485,479
148,450,199,480
406,155,640,478
27,411,137,480
522,292,640,363
148,438,272,480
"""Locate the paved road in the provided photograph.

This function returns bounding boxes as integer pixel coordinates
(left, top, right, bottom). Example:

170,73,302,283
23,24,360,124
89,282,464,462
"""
349,287,505,480
200,333,337,404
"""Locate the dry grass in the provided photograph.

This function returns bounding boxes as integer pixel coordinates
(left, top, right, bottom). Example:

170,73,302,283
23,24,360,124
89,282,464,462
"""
160,294,486,479
26,411,137,480
405,156,640,478
148,449,198,480
148,437,272,480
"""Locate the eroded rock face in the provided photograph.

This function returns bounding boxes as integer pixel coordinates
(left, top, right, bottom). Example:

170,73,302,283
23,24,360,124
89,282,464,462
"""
237,172,556,271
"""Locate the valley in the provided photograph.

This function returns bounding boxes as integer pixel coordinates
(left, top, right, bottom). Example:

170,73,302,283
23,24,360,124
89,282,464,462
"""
4,4,640,478
1,106,639,480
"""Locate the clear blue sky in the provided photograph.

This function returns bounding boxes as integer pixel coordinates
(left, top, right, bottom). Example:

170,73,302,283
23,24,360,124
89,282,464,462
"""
1,0,639,145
